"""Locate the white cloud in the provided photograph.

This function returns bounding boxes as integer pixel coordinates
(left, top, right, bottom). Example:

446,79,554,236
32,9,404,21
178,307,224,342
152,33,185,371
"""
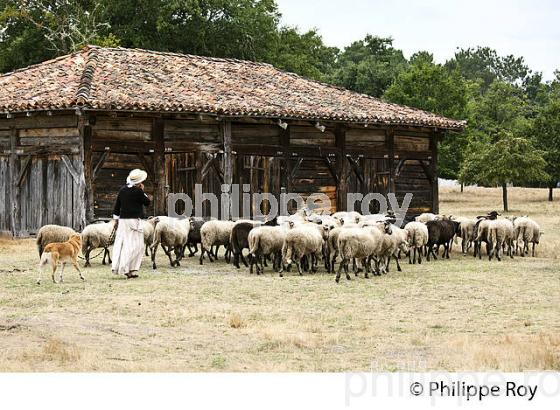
276,0,560,80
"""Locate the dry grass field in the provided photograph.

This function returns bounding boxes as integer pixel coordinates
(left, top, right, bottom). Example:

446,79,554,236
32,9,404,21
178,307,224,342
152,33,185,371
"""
0,186,559,372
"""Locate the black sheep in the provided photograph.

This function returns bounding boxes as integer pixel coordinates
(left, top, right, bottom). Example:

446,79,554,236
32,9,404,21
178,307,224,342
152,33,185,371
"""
426,219,460,261
230,217,277,269
187,217,205,256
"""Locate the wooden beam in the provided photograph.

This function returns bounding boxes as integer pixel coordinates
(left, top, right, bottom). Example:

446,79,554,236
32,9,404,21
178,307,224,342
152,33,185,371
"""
222,120,232,219
323,156,339,185
430,132,439,214
137,153,154,179
83,123,94,222
92,149,110,180
347,156,365,185
386,128,395,194
60,155,80,183
394,158,406,179
9,126,17,236
16,155,32,187
200,155,216,180
289,157,303,181
152,118,166,215
335,124,348,211
75,116,87,230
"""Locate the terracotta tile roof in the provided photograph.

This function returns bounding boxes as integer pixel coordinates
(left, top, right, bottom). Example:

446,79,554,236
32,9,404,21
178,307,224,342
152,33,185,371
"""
0,46,465,129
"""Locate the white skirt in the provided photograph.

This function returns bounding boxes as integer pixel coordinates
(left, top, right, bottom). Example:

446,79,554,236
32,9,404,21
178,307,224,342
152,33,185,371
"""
111,219,144,275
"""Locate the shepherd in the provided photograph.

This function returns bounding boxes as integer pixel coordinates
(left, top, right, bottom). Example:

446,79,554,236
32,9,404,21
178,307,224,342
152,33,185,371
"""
111,169,151,279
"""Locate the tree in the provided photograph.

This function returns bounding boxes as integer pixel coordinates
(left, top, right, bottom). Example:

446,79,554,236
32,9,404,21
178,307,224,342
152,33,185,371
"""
532,92,560,201
445,46,529,93
330,35,407,97
264,27,339,82
383,52,468,180
0,0,117,72
459,132,548,211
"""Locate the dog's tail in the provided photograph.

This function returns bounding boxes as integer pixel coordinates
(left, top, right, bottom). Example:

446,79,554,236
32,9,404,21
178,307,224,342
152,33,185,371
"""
38,251,52,273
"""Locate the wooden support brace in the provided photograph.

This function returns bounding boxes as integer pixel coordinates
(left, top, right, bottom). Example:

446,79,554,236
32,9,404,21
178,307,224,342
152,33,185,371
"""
92,150,110,180
61,154,80,184
16,155,32,187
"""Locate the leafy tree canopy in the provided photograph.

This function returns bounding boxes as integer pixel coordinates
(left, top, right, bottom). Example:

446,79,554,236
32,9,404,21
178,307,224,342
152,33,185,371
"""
330,35,407,97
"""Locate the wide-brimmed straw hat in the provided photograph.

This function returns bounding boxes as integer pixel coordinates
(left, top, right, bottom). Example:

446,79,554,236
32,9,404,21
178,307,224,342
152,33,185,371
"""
126,169,147,185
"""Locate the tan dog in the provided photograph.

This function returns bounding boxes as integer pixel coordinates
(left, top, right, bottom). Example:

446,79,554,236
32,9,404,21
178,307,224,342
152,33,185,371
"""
39,234,85,283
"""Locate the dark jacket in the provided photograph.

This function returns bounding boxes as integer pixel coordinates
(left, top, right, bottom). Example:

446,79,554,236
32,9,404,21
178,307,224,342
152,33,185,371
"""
113,185,151,219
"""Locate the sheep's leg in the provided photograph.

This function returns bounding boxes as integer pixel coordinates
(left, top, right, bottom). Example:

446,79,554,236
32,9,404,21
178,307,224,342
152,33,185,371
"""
166,247,176,267
335,258,345,283
84,247,91,267
418,246,423,264
408,247,413,264
362,258,369,278
145,244,149,257
532,242,536,257
102,248,108,265
241,251,249,268
394,254,402,272
445,242,450,259
199,247,205,265
151,241,159,269
311,254,318,273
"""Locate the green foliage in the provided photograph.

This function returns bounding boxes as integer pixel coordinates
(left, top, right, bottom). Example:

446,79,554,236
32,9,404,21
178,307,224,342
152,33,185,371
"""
446,46,529,92
459,131,548,188
532,92,560,187
264,27,338,82
469,81,529,139
383,52,468,179
330,35,407,97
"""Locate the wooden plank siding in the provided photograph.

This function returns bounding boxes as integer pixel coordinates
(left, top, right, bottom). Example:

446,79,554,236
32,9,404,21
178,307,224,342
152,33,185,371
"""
0,112,442,235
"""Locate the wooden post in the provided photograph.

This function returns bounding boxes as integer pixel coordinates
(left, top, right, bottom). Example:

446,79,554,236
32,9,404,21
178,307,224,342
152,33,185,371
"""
430,131,439,214
222,120,232,219
335,124,348,211
9,124,17,237
75,116,88,230
83,120,94,222
387,128,395,194
152,118,166,215
280,127,290,193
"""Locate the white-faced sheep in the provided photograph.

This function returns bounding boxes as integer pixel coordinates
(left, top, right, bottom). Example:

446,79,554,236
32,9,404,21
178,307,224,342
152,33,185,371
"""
151,217,191,269
335,221,392,282
280,222,326,276
36,224,76,258
248,225,288,274
81,220,117,266
199,220,235,264
404,221,428,264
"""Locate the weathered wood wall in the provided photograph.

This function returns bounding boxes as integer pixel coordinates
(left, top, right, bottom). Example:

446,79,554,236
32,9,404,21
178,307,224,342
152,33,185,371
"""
0,114,86,236
1,111,443,236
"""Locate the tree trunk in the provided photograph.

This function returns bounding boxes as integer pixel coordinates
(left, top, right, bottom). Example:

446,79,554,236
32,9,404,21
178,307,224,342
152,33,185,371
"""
549,186,554,202
460,182,464,193
502,183,508,212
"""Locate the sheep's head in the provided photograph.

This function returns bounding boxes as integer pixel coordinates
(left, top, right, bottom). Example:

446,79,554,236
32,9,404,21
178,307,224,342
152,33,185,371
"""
383,221,392,235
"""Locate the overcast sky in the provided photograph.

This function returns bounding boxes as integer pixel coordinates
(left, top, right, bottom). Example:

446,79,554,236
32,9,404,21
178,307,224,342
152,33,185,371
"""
276,0,560,80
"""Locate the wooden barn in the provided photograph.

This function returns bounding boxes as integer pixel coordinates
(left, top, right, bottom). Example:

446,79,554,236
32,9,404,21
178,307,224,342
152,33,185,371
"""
0,46,464,237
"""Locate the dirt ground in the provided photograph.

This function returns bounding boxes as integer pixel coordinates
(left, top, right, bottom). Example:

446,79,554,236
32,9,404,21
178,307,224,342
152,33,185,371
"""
0,186,559,371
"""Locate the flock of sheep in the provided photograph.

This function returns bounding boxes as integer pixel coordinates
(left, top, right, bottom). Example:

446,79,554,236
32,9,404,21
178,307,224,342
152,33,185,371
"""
34,208,541,283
